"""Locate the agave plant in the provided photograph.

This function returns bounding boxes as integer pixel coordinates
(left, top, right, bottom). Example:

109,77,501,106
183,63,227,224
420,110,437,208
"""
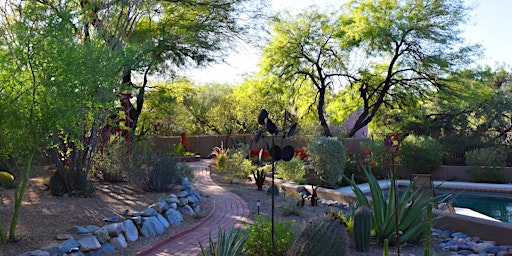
199,226,248,256
344,165,443,245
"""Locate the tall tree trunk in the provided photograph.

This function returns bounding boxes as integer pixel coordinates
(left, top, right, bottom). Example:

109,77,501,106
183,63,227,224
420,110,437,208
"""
318,87,331,137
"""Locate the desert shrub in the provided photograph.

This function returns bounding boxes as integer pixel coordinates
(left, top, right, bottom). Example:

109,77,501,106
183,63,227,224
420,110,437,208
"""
345,140,387,184
244,215,296,256
305,136,346,188
211,142,229,171
222,152,255,181
465,147,507,183
93,137,132,182
280,193,302,216
399,135,442,174
54,166,96,197
131,139,191,192
276,156,305,183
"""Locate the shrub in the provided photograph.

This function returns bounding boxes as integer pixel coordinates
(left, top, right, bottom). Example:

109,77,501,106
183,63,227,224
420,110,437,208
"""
399,135,442,174
465,147,507,183
280,193,302,217
93,137,132,182
211,142,229,171
345,140,387,184
131,139,191,192
244,216,296,256
223,152,255,181
276,156,305,183
305,136,346,188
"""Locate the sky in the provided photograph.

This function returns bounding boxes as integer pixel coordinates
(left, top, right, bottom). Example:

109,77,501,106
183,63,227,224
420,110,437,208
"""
188,0,512,84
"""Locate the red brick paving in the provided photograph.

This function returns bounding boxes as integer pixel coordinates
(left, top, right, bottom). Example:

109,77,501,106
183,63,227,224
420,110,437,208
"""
137,160,250,256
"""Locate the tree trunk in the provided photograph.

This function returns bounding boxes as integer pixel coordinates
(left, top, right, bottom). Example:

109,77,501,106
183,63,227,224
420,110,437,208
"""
317,87,331,137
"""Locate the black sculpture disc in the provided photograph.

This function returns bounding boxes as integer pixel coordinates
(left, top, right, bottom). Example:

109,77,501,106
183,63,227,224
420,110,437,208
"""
258,109,268,125
281,145,295,161
270,145,282,161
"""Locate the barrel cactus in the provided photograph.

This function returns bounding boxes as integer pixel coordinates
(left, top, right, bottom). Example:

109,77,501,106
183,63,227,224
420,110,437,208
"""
353,206,372,252
49,170,67,196
287,214,347,256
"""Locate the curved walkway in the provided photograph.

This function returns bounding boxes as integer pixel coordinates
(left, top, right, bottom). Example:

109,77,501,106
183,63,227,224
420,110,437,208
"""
137,159,250,256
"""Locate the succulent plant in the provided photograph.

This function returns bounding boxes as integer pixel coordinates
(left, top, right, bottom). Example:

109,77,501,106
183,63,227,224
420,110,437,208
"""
353,206,372,252
287,214,347,256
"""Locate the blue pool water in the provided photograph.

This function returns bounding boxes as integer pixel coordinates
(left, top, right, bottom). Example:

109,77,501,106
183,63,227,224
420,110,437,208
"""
379,188,512,223
436,189,512,223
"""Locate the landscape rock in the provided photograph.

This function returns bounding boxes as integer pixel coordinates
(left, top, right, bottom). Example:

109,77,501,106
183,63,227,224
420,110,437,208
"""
104,222,123,236
179,205,195,216
139,216,165,237
156,213,170,229
165,208,184,225
101,242,116,253
77,235,101,251
110,234,128,249
122,219,139,242
93,228,109,244
142,208,159,217
68,226,90,234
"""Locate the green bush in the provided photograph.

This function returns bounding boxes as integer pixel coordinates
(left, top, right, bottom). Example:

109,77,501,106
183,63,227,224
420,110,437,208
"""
465,147,507,183
223,152,255,181
93,137,132,182
306,136,346,188
280,194,302,217
276,156,305,183
244,216,296,256
131,139,191,192
399,135,442,174
345,140,387,184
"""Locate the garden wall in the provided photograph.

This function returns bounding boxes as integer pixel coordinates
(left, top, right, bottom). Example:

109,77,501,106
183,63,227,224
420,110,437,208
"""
395,165,512,183
151,134,370,158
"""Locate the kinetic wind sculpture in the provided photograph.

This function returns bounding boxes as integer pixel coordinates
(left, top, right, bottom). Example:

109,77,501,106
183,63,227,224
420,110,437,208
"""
254,109,297,256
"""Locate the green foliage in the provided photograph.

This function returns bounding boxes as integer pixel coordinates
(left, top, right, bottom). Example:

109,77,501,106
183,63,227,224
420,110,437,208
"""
424,203,433,256
306,136,346,188
211,142,229,170
199,226,248,256
244,216,296,256
383,239,389,256
345,165,442,245
57,167,96,197
465,147,507,183
353,206,372,252
0,171,15,189
399,135,442,174
287,215,348,256
345,140,387,184
223,152,255,181
131,139,189,192
280,194,303,217
276,156,305,183
93,137,132,182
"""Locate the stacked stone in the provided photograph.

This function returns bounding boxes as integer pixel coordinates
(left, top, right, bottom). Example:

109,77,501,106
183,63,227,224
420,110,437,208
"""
434,229,512,256
21,178,202,256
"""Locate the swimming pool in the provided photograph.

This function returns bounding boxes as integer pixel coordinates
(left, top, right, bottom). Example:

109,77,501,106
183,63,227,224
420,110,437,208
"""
436,189,512,223
378,188,512,223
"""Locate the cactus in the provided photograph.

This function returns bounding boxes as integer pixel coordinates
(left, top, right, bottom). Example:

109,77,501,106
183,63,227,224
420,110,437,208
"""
383,239,389,256
353,206,372,252
287,215,347,256
49,170,67,196
252,169,266,190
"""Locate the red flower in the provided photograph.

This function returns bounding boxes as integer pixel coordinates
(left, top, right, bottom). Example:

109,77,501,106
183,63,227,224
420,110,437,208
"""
357,166,361,172
361,161,365,167
370,161,376,169
364,149,370,156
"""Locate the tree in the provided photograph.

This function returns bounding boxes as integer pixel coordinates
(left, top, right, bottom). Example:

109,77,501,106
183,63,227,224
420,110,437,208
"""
260,8,347,136
336,0,478,137
0,2,122,242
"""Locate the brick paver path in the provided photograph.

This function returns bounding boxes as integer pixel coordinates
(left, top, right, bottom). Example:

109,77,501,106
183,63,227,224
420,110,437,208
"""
137,159,250,256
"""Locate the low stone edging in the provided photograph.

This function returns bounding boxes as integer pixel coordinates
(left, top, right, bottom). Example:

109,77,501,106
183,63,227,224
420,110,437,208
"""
20,178,203,256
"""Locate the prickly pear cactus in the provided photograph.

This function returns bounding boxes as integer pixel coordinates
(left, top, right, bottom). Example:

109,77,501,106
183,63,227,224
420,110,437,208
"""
287,214,347,256
49,170,67,196
353,206,372,252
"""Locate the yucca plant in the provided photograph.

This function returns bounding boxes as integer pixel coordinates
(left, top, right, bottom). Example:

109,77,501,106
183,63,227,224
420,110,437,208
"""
344,165,442,245
199,226,248,256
